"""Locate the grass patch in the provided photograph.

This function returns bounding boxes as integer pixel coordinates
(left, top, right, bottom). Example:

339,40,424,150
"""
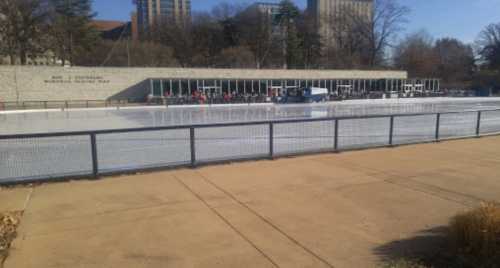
0,212,21,267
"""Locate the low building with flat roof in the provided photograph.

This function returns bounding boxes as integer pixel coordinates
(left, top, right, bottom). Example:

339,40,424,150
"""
0,66,441,103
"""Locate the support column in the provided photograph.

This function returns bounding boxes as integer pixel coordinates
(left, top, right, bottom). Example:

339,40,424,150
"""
188,79,191,95
179,80,182,96
150,79,154,96
266,80,269,96
160,79,164,97
169,79,173,95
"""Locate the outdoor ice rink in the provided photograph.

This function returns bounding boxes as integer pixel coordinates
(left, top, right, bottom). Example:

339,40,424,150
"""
2,97,500,135
2,97,500,183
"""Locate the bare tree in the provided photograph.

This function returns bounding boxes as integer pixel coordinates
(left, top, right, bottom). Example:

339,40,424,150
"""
434,38,475,86
149,18,194,67
364,0,410,67
393,30,438,78
328,0,410,68
215,46,255,68
236,5,275,68
212,2,245,49
276,0,301,69
77,40,178,67
297,10,322,69
320,5,370,68
476,23,500,70
0,0,47,65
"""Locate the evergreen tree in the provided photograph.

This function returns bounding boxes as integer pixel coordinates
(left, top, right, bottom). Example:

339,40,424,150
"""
49,0,99,66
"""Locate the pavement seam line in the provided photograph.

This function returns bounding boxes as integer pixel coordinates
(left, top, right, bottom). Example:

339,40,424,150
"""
22,187,34,212
333,158,480,208
172,174,280,268
388,177,485,205
196,171,336,268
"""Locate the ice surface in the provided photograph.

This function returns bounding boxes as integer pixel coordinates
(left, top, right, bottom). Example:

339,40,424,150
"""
1,97,500,135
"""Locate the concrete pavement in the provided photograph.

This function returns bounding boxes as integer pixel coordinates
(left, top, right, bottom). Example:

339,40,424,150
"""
1,136,500,268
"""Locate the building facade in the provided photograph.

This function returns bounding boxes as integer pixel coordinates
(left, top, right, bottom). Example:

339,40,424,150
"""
0,66,411,102
252,2,282,22
134,0,191,34
308,0,373,46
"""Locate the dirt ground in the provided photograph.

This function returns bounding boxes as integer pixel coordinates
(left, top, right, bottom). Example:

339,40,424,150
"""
1,136,500,268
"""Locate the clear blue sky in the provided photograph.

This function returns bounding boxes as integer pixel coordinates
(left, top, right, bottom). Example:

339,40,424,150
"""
94,0,500,43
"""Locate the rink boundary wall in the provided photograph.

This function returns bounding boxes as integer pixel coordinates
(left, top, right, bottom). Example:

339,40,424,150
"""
1,108,499,185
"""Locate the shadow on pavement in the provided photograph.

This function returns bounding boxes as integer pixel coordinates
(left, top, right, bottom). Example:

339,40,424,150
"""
373,226,449,266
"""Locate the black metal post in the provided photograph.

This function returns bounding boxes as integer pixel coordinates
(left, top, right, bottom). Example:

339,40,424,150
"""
90,133,99,177
44,101,48,109
435,113,441,141
190,127,196,167
476,111,482,137
269,123,274,159
334,119,339,151
389,116,395,146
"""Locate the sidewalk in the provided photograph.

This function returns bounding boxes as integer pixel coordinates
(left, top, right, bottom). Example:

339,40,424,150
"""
2,136,500,268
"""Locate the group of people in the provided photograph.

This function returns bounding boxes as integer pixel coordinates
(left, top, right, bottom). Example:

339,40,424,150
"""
146,88,447,105
147,90,273,105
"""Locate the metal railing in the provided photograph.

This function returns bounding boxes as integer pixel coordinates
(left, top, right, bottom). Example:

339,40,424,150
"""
0,93,490,111
0,97,273,111
1,109,500,185
0,99,141,111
